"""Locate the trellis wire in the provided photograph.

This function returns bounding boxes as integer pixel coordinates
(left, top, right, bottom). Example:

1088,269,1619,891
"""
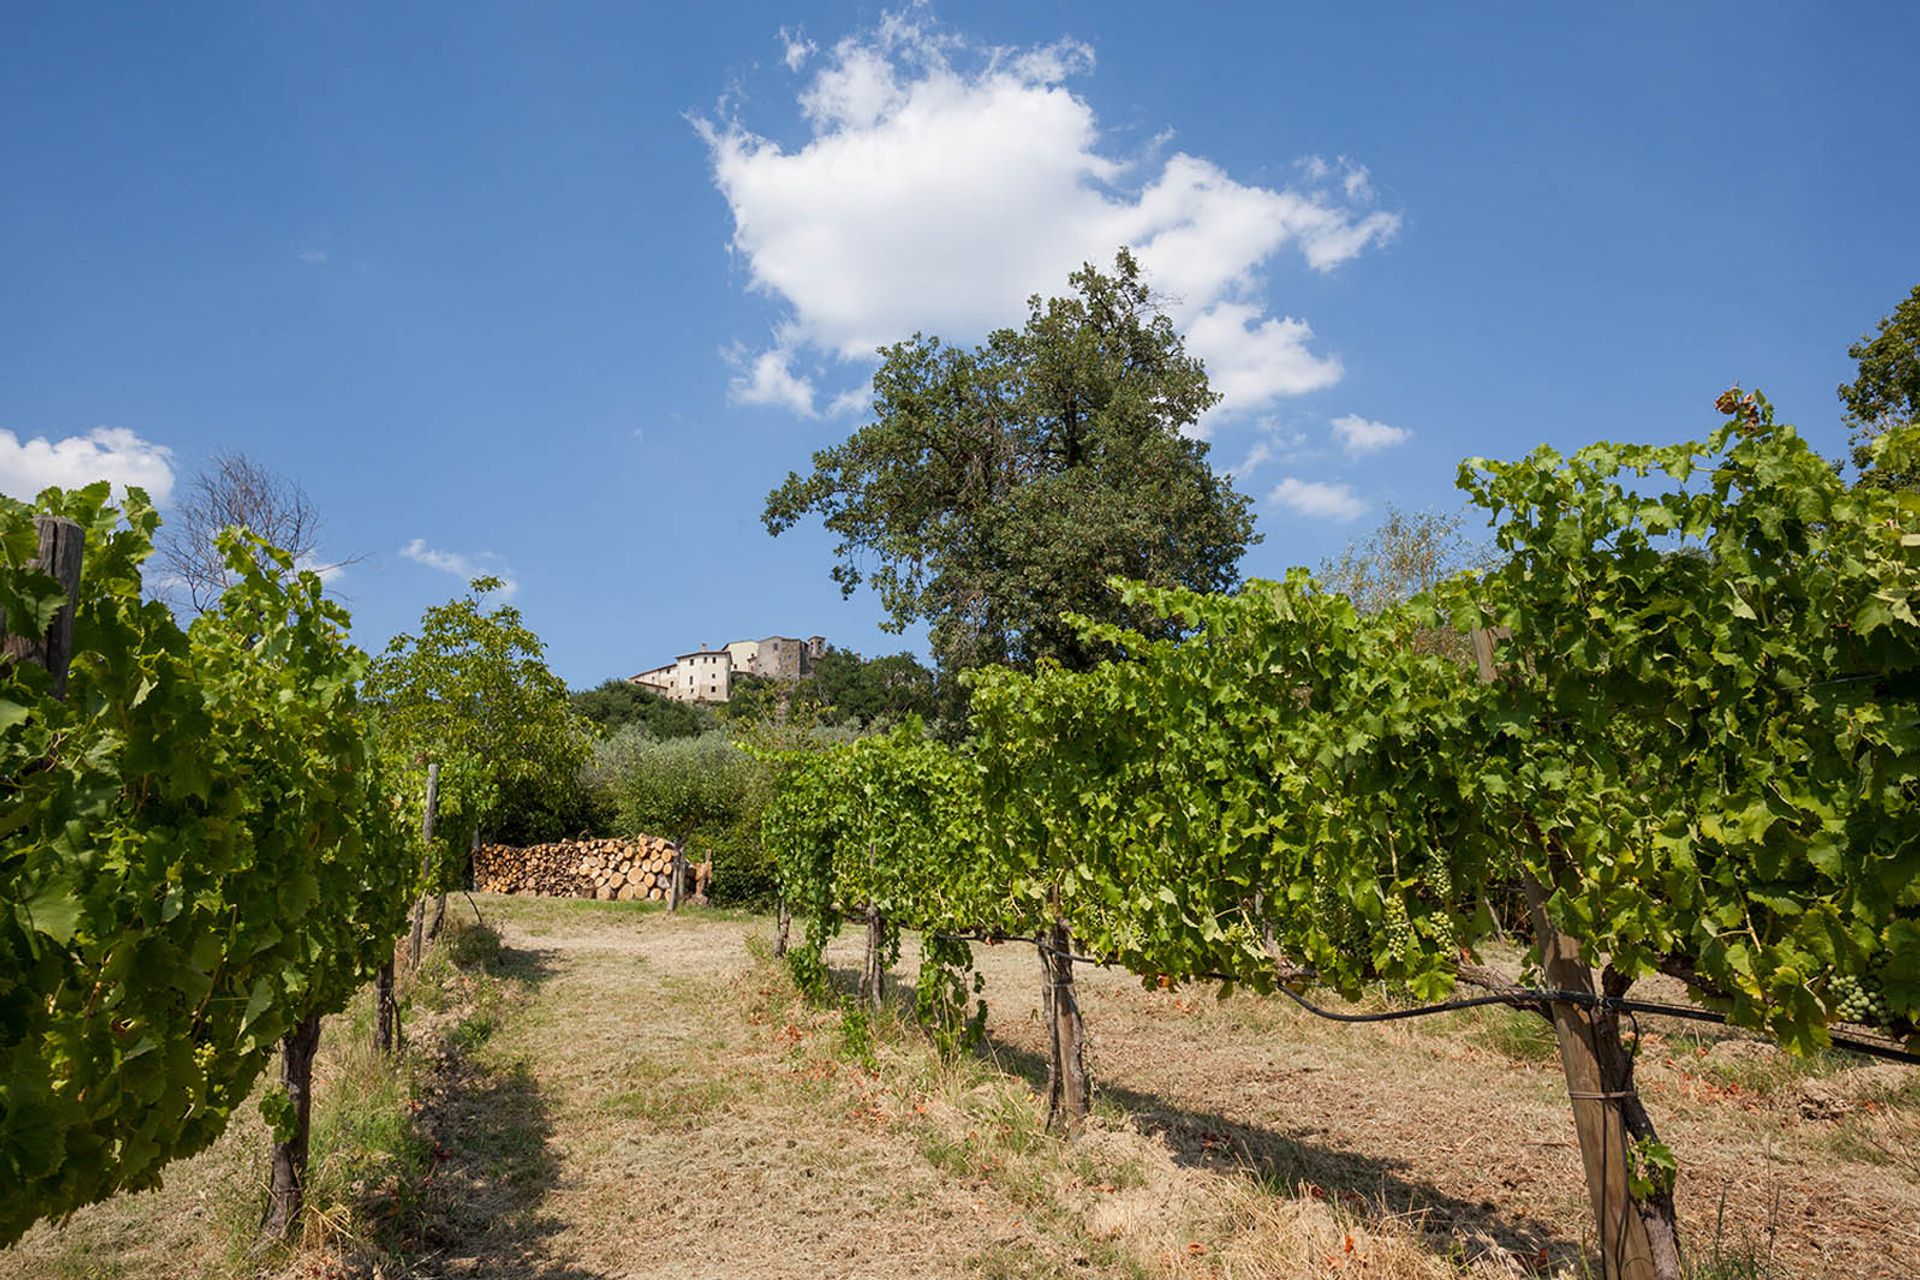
922,929,1920,1066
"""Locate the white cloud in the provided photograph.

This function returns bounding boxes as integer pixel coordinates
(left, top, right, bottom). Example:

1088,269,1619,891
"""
1268,476,1366,522
1182,302,1341,411
725,344,819,416
293,553,348,586
1330,413,1411,456
699,10,1398,424
0,426,176,504
399,538,518,600
1225,425,1311,480
1228,440,1275,479
779,25,817,72
296,249,329,265
825,386,871,418
1342,162,1374,204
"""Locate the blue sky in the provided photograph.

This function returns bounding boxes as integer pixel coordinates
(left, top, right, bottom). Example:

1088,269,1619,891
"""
3,2,1915,685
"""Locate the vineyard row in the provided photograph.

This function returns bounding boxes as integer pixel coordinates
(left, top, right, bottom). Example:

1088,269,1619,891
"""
762,397,1920,1280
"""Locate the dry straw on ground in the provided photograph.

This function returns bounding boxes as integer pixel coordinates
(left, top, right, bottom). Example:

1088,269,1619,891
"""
5,898,1915,1279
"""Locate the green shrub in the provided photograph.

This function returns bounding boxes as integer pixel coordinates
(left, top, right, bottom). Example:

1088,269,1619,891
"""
593,730,778,909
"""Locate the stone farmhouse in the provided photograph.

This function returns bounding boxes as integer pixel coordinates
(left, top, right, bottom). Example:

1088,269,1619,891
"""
628,635,827,704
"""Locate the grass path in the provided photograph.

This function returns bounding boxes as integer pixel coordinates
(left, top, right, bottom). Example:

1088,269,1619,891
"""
430,896,1032,1279
5,895,1914,1279
441,897,1920,1279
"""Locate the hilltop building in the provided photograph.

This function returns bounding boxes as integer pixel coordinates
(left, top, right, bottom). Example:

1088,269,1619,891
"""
628,635,826,704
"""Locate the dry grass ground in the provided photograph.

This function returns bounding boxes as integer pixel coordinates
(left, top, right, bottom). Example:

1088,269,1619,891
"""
925,934,1919,1279
0,912,516,1280
0,1073,268,1280
6,897,1915,1279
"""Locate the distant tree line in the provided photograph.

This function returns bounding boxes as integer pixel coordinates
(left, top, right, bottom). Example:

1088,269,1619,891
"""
490,646,940,900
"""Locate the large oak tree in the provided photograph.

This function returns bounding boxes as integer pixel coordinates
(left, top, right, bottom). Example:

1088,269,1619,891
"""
764,250,1258,679
1841,282,1920,490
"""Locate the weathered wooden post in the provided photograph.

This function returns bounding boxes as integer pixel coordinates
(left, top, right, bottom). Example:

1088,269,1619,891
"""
668,842,685,912
408,762,440,970
1471,628,1679,1280
1041,921,1090,1132
426,827,471,945
1,516,85,697
774,898,791,958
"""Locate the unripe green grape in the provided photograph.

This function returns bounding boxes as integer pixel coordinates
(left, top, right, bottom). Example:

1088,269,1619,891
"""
1384,897,1413,966
1827,973,1890,1027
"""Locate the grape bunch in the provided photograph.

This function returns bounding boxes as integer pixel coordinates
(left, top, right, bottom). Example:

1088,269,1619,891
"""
1425,903,1458,959
1420,860,1458,958
1384,896,1414,966
1827,973,1891,1027
1311,870,1366,960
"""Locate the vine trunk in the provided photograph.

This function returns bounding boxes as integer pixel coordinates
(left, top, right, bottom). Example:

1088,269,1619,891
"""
860,905,885,1016
260,1011,322,1241
373,958,397,1055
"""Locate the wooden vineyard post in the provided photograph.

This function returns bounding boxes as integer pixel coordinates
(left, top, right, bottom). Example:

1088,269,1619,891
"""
774,898,791,958
408,762,440,971
426,827,472,946
668,843,685,912
1472,629,1680,1280
1469,624,1510,686
1042,920,1090,1133
261,1011,323,1241
1038,931,1056,1101
1522,871,1680,1279
1,516,85,698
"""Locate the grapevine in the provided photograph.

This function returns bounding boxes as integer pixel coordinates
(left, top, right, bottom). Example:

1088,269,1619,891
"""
758,399,1919,1278
0,484,408,1245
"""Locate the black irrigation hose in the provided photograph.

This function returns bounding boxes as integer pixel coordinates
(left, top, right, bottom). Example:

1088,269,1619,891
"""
925,928,1920,1066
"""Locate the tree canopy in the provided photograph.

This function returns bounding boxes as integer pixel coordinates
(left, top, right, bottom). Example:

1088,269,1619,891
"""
1320,505,1491,661
364,577,589,868
1841,283,1920,490
786,646,940,729
571,677,718,740
1320,505,1489,617
598,730,776,906
156,451,346,614
764,249,1258,678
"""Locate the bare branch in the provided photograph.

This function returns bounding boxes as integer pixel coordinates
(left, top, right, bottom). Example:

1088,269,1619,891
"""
156,452,351,613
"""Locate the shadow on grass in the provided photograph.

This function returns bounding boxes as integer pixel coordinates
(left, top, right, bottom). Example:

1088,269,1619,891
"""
820,958,991,1018
817,949,1581,1267
981,1030,1587,1274
411,1061,602,1278
388,937,607,1279
488,942,562,989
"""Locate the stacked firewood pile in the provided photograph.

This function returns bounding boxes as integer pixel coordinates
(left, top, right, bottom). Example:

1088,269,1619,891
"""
473,836,685,902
